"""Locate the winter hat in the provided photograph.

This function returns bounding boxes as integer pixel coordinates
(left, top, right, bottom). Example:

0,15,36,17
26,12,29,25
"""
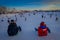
40,22,45,26
11,20,14,22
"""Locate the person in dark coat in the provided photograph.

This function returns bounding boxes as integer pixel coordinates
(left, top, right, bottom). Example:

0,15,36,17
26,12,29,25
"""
7,20,18,36
55,17,58,21
42,15,43,18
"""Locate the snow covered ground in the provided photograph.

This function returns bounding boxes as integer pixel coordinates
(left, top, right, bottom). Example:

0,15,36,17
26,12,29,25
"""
0,12,60,40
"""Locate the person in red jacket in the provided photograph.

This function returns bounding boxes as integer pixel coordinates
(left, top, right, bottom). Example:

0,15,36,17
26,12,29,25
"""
35,22,50,36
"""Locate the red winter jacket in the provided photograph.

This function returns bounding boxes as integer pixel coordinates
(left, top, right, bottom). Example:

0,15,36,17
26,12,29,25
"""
38,27,48,36
38,22,48,36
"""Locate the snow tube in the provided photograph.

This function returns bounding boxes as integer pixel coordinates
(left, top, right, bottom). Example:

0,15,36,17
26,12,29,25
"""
38,27,48,36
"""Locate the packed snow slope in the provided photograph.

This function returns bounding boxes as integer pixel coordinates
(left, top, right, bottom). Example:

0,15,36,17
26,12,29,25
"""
0,12,60,40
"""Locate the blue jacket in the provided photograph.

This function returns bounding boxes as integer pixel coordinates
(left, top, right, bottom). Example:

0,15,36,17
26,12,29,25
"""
40,26,46,29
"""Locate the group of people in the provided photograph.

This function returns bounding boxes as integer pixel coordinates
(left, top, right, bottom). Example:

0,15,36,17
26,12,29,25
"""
7,19,50,36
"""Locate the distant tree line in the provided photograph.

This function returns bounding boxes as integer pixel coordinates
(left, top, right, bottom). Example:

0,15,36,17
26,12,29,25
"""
0,6,7,14
37,10,60,12
0,6,60,14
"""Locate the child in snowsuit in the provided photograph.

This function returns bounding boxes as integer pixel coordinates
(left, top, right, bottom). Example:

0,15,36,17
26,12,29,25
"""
38,22,50,36
7,20,21,36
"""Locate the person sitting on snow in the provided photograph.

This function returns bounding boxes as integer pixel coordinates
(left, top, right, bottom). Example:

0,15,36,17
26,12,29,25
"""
7,20,21,36
38,22,50,36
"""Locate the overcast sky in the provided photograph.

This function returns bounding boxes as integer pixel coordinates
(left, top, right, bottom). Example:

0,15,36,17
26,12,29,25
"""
0,0,60,10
